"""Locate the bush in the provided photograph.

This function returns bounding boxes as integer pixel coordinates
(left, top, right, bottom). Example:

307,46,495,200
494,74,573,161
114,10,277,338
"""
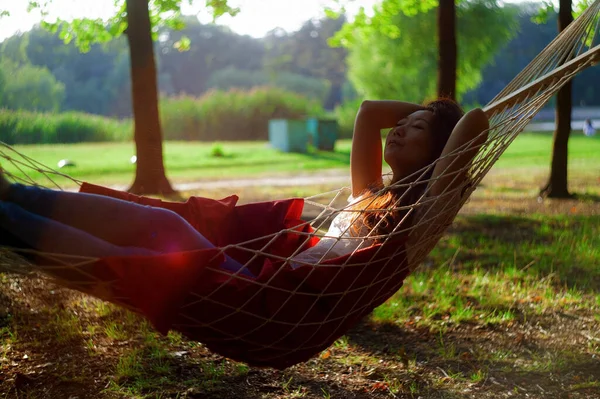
160,87,325,141
0,110,131,144
0,87,326,144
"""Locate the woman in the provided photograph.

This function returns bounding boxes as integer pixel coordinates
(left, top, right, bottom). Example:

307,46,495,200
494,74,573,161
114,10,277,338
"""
0,99,489,369
292,98,489,267
0,98,489,275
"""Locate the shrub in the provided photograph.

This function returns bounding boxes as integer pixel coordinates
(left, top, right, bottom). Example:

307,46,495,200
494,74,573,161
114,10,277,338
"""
0,87,327,144
0,109,131,144
160,87,325,141
210,143,226,157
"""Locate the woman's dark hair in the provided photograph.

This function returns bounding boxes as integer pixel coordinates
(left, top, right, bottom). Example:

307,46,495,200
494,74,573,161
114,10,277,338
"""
352,98,464,241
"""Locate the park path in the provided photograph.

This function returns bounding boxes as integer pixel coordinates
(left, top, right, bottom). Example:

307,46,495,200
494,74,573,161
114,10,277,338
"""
109,168,352,192
175,169,350,191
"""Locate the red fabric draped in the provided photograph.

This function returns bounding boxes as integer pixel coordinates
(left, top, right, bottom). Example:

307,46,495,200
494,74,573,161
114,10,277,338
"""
78,183,409,369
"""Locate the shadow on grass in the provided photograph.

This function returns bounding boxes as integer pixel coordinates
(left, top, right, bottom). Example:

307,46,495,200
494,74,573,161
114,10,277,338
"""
432,213,600,291
0,280,112,397
2,275,598,398
345,318,600,398
574,192,600,202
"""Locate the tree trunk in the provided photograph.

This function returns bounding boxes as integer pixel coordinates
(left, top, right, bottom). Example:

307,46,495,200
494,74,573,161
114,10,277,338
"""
125,0,175,195
539,0,573,199
437,0,457,100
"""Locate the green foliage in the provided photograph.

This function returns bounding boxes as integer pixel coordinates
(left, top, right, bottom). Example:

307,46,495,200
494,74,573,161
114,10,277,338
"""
533,0,591,24
263,16,348,109
207,68,332,103
0,68,5,105
333,0,518,102
160,87,325,141
28,0,240,52
157,19,266,96
209,143,226,157
0,60,65,112
0,88,322,145
0,34,30,65
0,110,131,144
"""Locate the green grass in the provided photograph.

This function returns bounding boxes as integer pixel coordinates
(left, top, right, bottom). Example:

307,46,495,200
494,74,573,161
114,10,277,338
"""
372,212,600,330
493,132,600,169
0,130,599,398
1,141,351,187
2,132,599,188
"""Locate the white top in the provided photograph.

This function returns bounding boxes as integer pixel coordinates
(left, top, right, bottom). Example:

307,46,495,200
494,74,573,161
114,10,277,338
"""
290,207,374,267
289,187,464,269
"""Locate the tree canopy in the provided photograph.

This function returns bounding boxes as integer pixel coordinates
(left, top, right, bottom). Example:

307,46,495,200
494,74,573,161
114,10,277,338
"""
1,2,599,116
27,0,239,51
331,0,518,102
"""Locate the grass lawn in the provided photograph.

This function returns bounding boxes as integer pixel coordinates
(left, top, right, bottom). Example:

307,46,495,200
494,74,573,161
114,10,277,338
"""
1,132,599,188
0,132,599,398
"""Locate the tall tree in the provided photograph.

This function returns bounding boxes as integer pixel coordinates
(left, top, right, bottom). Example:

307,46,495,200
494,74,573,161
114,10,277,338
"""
125,0,171,194
332,0,517,102
27,0,238,195
540,0,575,198
437,0,457,99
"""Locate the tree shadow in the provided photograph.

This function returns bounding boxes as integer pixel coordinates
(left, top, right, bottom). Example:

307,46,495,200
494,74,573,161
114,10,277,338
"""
573,192,600,202
345,318,600,398
432,213,600,291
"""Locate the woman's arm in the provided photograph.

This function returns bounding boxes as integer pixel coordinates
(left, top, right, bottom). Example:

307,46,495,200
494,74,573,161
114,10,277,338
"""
427,108,489,197
351,100,426,197
406,109,489,269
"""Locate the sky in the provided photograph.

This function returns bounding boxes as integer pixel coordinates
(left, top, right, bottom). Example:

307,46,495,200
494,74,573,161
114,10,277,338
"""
0,0,528,42
0,0,378,41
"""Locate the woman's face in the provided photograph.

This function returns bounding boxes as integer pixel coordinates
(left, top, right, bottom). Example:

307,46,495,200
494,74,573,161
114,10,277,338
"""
384,110,436,181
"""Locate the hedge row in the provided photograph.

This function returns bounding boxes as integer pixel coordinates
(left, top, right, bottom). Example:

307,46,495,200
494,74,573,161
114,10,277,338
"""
160,87,325,141
0,87,326,144
0,110,131,144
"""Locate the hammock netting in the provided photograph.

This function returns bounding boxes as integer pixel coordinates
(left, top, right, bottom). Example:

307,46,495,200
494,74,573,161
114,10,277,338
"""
1,1,599,369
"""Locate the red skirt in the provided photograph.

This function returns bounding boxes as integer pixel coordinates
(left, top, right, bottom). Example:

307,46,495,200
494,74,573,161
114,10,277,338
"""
75,183,409,369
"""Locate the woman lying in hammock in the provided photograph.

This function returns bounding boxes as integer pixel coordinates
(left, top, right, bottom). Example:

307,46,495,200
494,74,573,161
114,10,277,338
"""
0,98,489,369
0,98,488,277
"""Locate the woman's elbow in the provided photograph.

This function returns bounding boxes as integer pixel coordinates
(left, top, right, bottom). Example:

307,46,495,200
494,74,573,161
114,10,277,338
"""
471,108,490,131
355,100,376,125
359,100,373,111
357,100,375,117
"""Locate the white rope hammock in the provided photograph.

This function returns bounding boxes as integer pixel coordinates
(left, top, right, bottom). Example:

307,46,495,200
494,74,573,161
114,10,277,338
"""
1,0,599,368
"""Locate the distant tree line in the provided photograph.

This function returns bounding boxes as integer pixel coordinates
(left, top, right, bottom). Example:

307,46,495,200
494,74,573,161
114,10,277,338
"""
0,15,347,116
0,4,598,118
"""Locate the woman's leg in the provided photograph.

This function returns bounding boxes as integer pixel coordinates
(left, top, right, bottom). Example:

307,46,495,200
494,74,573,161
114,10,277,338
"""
0,201,157,258
0,201,253,276
2,182,210,253
0,173,253,276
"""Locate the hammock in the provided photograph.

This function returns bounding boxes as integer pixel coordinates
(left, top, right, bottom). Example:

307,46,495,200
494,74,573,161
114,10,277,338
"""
1,1,599,369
